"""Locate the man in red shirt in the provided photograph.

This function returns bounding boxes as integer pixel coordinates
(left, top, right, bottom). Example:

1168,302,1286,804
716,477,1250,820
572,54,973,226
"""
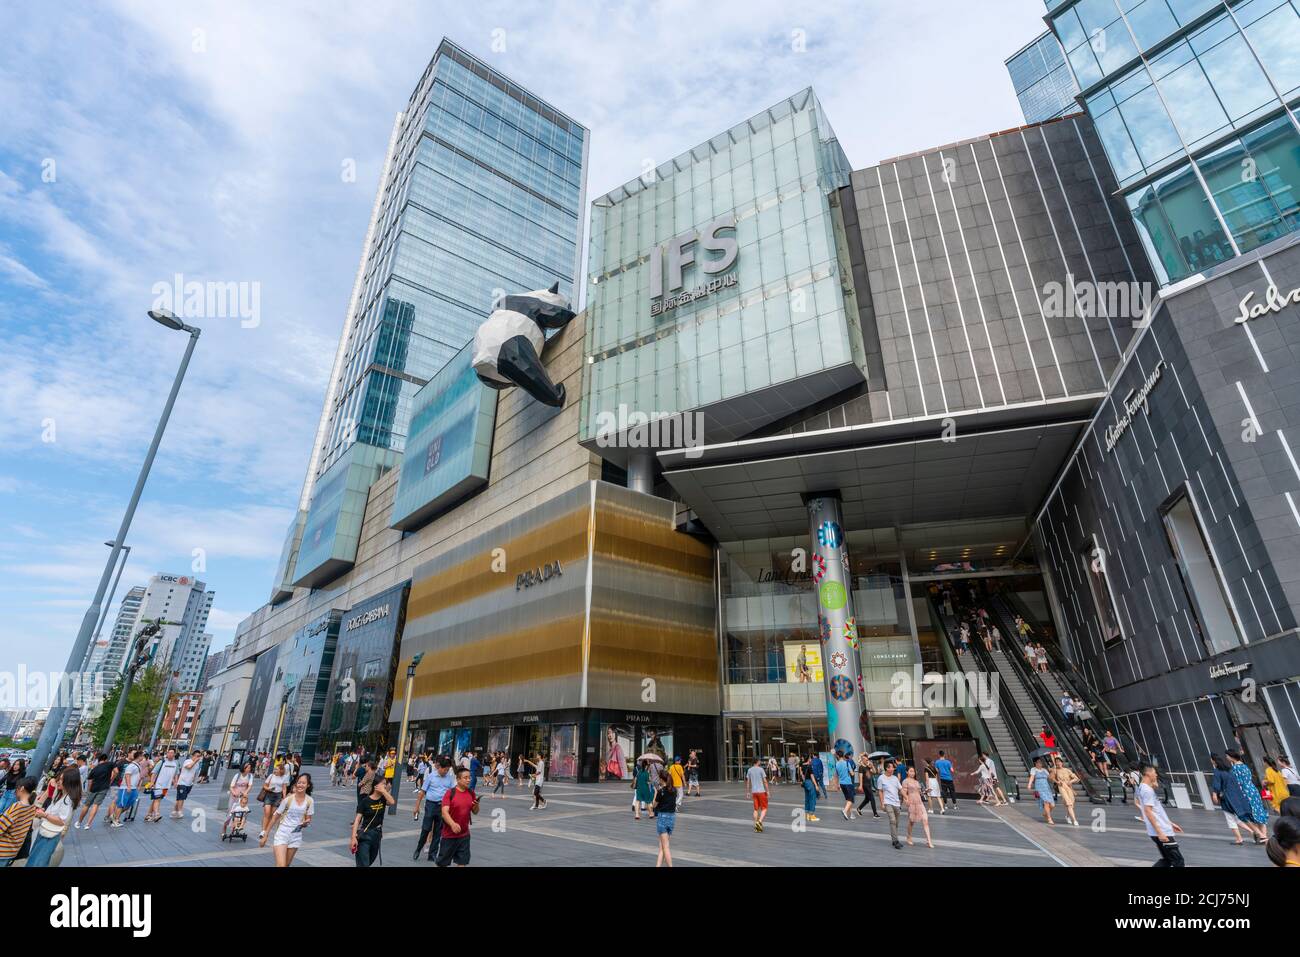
435,767,480,867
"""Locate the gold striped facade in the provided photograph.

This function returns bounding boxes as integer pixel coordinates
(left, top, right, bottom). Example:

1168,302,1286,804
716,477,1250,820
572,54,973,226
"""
395,481,719,723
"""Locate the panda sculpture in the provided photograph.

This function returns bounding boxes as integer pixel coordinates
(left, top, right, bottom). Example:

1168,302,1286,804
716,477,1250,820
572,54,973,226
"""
472,282,575,408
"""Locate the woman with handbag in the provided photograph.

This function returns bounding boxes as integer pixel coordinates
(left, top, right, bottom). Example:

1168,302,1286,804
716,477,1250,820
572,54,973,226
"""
257,760,289,841
260,772,314,867
633,760,653,820
27,766,80,867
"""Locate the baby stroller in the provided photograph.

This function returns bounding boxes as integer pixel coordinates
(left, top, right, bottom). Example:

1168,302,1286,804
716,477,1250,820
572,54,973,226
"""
221,801,250,842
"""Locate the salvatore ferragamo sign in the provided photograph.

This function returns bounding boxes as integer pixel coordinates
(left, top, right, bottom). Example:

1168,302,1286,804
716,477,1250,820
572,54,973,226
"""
1236,283,1300,325
1104,360,1165,454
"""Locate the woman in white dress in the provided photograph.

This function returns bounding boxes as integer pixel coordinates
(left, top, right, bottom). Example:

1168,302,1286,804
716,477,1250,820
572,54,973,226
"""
260,772,314,867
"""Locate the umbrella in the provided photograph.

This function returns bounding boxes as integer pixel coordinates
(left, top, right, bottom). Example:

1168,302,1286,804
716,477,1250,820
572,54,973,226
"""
1028,747,1057,761
636,753,665,764
867,751,893,760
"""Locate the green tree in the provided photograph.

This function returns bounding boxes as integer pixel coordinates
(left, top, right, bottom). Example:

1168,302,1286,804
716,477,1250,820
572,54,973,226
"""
89,667,169,748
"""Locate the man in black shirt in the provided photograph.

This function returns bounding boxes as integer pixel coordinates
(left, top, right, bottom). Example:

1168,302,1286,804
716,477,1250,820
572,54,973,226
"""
351,776,394,867
77,753,117,831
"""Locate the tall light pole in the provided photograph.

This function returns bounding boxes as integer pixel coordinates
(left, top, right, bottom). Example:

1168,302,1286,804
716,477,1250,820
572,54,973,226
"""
389,653,422,815
86,542,131,670
102,618,168,754
217,700,240,767
67,542,132,746
30,309,201,776
215,699,241,813
269,689,290,763
147,667,182,752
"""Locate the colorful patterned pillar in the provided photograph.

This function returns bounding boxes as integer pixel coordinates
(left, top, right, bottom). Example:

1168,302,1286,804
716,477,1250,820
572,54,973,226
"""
806,492,866,760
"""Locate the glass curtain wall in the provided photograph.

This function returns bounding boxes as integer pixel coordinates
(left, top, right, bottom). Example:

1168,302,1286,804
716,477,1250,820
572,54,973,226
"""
1050,0,1300,283
719,530,915,779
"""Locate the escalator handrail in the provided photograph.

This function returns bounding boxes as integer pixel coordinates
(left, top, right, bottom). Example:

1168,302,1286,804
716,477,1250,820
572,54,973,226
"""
995,593,1146,772
927,598,1024,799
973,601,1109,800
941,603,1049,786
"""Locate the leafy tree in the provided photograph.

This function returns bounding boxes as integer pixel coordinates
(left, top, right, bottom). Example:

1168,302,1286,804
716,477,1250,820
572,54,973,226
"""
89,667,169,748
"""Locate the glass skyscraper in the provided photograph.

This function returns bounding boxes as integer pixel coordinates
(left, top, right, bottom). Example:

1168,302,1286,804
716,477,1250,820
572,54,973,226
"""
1042,0,1300,283
1006,31,1081,123
315,38,589,478
276,38,589,596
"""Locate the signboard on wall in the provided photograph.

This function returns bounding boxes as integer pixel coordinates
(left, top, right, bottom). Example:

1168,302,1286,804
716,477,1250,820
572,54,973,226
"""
783,641,824,684
391,342,498,531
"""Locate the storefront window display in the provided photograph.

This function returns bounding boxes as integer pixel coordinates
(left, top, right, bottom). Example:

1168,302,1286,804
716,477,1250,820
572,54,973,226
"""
487,727,512,756
453,728,472,762
641,727,674,763
720,531,915,713
549,724,578,780
600,724,634,781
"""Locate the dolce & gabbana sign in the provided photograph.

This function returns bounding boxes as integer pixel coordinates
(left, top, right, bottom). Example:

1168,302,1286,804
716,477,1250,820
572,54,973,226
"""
346,604,390,632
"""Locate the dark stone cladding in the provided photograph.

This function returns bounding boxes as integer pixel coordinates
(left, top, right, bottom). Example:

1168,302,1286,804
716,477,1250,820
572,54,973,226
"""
1033,235,1300,776
760,113,1153,438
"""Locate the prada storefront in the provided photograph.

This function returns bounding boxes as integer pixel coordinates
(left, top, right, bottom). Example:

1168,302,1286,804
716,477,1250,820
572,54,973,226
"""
393,481,720,781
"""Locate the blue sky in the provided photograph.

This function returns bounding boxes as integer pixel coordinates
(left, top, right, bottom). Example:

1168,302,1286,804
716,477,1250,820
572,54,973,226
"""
0,0,1050,676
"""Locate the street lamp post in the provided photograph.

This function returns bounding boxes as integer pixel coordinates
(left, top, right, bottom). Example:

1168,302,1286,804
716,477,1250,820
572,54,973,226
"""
62,542,132,748
102,619,164,754
388,653,422,816
269,691,290,764
147,668,181,752
217,701,240,770
215,699,241,813
29,309,200,777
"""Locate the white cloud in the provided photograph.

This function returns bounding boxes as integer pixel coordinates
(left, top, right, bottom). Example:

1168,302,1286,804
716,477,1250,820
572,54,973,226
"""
0,0,1051,669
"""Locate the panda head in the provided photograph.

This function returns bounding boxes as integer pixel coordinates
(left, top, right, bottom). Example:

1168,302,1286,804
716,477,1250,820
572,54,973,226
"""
502,281,575,330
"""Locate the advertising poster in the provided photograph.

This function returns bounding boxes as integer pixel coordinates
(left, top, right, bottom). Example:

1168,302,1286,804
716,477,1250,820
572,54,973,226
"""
549,724,578,779
641,727,673,762
487,727,511,755
454,727,472,761
600,723,634,780
437,728,454,758
783,641,823,684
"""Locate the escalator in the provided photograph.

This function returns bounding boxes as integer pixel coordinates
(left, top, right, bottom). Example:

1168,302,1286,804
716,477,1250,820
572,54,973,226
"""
934,583,1111,803
928,597,1032,801
991,590,1148,796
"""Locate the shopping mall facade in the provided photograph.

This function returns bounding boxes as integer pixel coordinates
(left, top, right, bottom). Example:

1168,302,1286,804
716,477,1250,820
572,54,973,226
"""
204,10,1300,796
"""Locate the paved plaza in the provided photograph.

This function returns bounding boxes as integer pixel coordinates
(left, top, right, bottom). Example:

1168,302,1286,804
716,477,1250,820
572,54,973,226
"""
52,775,1275,868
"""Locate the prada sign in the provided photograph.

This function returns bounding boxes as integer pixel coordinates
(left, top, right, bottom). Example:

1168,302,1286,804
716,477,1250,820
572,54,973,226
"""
516,560,563,591
649,213,738,317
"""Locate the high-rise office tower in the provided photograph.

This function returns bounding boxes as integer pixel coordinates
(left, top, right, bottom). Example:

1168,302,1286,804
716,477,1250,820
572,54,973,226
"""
135,574,214,688
273,37,590,597
91,584,145,677
1037,0,1300,284
1006,31,1081,123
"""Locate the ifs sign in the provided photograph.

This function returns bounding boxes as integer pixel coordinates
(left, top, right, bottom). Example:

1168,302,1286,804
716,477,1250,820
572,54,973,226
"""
649,213,738,317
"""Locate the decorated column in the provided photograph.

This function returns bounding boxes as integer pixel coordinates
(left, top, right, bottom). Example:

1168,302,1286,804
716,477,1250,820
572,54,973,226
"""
806,492,866,760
